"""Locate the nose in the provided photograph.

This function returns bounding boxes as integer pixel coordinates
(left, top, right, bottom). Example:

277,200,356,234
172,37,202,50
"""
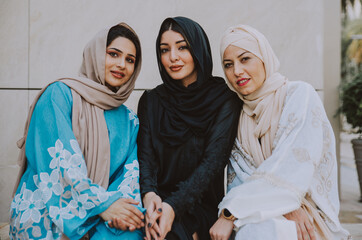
234,62,244,77
170,48,179,62
117,57,126,69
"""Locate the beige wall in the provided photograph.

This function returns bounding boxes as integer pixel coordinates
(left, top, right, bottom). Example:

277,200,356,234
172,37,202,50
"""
0,0,339,222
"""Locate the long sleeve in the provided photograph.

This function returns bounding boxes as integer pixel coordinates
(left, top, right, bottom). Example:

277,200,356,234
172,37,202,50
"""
10,83,126,239
163,97,240,216
138,92,159,196
219,82,341,230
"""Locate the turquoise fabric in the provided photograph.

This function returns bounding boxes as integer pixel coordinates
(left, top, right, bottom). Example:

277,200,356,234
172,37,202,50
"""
9,82,144,239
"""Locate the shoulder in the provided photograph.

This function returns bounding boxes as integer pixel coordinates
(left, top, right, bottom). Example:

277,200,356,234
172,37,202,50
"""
139,85,163,106
287,81,316,97
38,81,73,106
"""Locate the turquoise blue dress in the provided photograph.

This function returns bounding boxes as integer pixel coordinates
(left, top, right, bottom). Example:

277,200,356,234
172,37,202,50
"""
9,82,144,239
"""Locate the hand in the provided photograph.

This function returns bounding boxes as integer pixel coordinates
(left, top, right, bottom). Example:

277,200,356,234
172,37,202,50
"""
284,207,316,240
99,198,144,231
209,217,234,240
143,192,162,240
157,202,175,239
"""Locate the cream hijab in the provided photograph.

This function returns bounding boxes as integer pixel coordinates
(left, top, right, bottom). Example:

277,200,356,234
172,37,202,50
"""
13,22,142,195
220,25,288,167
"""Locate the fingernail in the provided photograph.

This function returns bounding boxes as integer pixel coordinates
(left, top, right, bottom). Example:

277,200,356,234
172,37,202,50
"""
148,223,152,228
158,208,162,212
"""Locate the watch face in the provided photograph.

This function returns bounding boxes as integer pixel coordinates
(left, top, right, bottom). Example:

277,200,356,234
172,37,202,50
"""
224,209,232,217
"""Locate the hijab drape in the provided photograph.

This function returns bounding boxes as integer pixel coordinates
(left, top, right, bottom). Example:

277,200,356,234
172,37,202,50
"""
155,16,234,146
220,25,288,167
13,22,141,195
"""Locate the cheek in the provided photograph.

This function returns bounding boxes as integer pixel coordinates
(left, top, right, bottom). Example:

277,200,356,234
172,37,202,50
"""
225,70,234,83
127,65,135,75
161,55,169,69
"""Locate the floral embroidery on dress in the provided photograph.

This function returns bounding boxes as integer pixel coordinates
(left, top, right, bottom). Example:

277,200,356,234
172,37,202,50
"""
10,139,120,239
128,108,139,126
118,160,142,204
311,106,322,128
292,148,311,163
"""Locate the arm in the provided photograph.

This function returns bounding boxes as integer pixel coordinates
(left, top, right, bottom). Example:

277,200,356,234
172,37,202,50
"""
162,96,241,217
219,83,332,229
24,83,126,238
137,91,163,239
104,110,145,232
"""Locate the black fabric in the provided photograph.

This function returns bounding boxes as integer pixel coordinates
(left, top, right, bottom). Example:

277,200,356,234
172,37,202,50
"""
155,16,235,146
138,90,241,239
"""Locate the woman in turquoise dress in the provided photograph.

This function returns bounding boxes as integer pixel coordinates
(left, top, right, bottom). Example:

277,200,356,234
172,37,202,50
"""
9,22,145,239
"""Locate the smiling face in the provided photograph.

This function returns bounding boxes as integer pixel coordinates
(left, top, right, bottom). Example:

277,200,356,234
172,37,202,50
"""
105,36,136,89
223,45,266,96
159,30,197,87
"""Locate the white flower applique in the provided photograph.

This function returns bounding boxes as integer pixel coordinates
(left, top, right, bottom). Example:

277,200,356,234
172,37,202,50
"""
69,189,95,219
18,189,46,224
48,139,70,169
118,160,140,201
49,205,73,232
128,109,139,126
36,170,64,203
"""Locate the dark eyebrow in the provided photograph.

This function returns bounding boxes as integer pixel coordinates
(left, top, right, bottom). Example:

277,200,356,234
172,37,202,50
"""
109,47,122,53
237,51,250,58
160,39,186,46
223,51,250,63
109,47,136,59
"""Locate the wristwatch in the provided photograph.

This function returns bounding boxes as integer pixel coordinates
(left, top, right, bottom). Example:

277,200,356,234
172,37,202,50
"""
221,208,236,221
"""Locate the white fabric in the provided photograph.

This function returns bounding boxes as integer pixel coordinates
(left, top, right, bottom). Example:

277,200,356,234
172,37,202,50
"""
234,217,298,240
220,81,351,240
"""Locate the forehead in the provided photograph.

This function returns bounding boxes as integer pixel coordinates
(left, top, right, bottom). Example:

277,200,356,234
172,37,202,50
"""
160,30,185,44
223,45,247,60
108,36,136,54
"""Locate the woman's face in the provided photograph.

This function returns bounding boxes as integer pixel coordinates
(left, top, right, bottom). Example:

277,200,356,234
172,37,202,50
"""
105,36,136,88
223,45,266,96
160,30,197,87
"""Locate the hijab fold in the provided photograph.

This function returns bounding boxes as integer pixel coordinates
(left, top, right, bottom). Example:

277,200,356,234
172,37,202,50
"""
155,17,234,146
13,22,141,195
220,25,288,167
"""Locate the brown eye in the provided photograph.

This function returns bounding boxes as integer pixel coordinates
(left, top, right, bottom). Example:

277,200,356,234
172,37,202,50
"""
224,63,232,68
160,48,169,53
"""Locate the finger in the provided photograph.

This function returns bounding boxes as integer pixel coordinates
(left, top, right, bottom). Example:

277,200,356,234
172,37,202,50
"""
152,222,162,236
128,224,136,232
123,198,140,205
145,222,152,240
155,200,162,214
126,204,145,221
149,226,160,240
112,217,121,230
148,210,162,228
299,223,309,240
296,224,302,240
108,220,114,228
305,222,316,240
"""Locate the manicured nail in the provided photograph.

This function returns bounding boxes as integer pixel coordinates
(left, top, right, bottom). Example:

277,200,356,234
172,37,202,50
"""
158,208,162,212
148,223,152,228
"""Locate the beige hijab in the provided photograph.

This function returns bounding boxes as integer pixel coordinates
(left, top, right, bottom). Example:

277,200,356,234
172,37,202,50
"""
13,22,142,195
220,25,288,167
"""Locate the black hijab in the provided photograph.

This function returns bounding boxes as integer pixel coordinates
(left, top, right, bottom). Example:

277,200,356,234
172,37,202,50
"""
155,16,234,146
